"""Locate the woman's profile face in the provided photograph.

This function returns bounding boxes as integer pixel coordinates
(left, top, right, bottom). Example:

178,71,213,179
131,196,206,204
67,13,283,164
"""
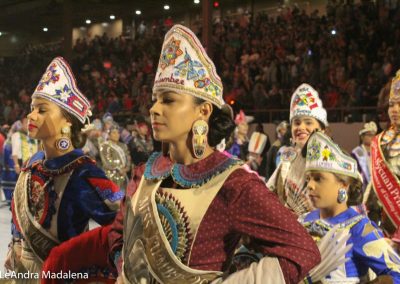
27,97,69,141
150,91,201,143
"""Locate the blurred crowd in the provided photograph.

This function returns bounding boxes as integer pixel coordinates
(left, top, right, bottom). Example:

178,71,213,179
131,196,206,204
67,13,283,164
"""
0,0,399,126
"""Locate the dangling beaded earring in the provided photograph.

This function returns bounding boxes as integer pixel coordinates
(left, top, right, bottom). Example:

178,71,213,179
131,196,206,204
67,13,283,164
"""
192,119,209,159
337,188,348,203
55,126,71,152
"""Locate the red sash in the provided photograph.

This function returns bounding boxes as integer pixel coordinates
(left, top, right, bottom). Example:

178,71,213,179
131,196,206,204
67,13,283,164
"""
371,133,400,228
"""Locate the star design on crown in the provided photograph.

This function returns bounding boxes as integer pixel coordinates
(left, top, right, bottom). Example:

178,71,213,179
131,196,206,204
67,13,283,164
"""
36,63,60,91
322,145,336,161
160,37,183,70
55,84,73,102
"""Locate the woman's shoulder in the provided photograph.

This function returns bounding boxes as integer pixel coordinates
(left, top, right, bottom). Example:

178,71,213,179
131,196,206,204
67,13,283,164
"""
224,165,263,184
25,151,45,168
73,159,107,180
69,159,124,204
221,163,270,202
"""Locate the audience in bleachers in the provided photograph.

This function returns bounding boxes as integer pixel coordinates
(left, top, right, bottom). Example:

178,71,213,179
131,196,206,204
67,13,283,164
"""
0,0,399,126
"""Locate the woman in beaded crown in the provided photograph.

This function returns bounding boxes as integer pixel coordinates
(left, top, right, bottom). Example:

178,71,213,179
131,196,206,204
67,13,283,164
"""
5,57,123,282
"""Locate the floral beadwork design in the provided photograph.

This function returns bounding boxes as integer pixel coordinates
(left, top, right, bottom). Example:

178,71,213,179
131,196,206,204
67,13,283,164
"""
338,161,353,171
322,145,336,161
204,82,221,98
292,92,318,110
174,49,208,81
307,139,321,161
36,63,60,91
160,37,183,70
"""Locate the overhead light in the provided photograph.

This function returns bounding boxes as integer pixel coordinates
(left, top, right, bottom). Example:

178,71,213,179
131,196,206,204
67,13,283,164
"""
164,4,170,10
102,22,108,27
43,27,48,32
135,10,141,15
110,15,115,20
0,32,2,36
331,29,336,35
86,19,91,24
194,0,200,3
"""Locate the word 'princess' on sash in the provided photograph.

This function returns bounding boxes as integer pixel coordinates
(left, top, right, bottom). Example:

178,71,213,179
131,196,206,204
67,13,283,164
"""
371,134,400,228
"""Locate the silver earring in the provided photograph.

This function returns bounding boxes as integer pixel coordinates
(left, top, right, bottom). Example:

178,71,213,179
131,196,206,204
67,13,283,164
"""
337,188,347,203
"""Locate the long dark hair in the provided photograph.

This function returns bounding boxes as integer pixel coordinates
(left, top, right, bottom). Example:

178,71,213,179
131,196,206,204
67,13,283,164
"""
193,97,235,148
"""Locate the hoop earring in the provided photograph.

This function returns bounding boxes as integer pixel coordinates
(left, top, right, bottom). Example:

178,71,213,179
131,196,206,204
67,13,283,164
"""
192,119,209,159
55,126,71,152
337,188,348,204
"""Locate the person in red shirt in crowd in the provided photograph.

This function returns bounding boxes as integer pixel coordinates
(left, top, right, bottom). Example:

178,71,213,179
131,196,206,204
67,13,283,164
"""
122,93,133,111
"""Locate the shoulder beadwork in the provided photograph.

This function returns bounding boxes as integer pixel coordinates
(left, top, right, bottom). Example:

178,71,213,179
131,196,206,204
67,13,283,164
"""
144,151,243,188
144,152,173,180
25,151,45,168
280,147,297,162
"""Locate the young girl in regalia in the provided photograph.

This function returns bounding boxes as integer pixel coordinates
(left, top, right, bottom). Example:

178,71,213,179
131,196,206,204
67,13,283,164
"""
267,83,328,216
299,131,400,283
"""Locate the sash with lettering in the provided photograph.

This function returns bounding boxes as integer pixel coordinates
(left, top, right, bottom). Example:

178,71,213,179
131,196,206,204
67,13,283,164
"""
122,165,241,284
13,171,60,262
371,133,400,229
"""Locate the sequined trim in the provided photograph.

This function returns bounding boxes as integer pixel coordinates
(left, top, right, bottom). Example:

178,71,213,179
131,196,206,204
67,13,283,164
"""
144,152,243,188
